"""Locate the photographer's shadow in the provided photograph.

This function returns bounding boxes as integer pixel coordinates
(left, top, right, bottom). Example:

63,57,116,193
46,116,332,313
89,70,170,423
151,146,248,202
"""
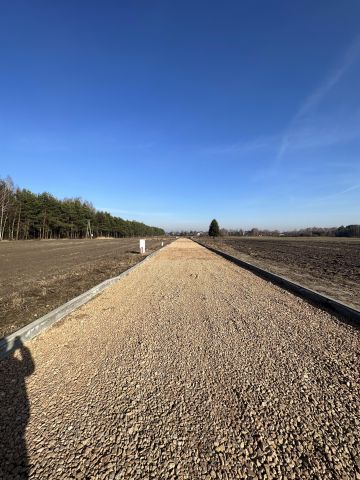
0,337,35,479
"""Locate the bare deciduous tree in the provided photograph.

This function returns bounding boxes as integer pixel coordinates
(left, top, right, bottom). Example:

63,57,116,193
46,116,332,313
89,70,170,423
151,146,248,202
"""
0,176,14,241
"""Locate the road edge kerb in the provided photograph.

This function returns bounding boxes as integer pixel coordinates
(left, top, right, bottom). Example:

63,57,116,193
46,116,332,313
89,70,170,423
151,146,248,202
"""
194,239,360,325
0,244,169,359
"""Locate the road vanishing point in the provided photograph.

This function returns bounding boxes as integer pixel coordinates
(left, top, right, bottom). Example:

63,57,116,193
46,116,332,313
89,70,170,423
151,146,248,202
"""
1,239,359,479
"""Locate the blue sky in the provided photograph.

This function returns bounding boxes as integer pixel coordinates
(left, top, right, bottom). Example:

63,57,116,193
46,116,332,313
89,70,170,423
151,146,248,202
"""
0,1,359,231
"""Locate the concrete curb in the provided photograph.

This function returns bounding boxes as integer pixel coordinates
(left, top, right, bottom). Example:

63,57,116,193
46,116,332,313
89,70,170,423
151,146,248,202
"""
194,240,360,325
0,245,166,359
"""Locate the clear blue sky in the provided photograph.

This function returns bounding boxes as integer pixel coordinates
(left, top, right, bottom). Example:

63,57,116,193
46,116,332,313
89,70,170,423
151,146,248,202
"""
1,1,359,231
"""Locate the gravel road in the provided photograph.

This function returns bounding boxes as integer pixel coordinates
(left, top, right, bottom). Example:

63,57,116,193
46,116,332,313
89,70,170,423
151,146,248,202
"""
1,239,359,479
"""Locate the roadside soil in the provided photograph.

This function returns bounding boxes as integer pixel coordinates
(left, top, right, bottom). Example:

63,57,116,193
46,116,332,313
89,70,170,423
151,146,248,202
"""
199,236,360,309
0,238,171,338
0,239,358,479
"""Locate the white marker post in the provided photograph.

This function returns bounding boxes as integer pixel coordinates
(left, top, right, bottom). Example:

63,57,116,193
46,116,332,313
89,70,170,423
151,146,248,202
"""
140,239,146,254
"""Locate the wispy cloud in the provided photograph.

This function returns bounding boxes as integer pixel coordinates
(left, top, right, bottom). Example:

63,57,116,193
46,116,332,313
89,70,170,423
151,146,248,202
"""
202,135,278,156
338,183,360,195
296,37,360,119
300,183,360,208
203,37,360,164
98,208,172,217
5,131,156,154
277,35,360,160
279,114,360,152
13,134,70,153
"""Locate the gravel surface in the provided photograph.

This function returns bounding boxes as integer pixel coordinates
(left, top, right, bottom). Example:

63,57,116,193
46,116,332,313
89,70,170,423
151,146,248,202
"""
0,239,359,479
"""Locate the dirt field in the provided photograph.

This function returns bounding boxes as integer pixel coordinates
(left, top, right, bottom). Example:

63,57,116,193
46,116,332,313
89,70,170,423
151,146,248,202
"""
1,239,358,478
0,237,171,338
198,236,360,310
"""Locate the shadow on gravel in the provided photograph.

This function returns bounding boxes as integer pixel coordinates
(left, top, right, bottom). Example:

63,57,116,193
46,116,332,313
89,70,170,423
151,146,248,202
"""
0,337,35,479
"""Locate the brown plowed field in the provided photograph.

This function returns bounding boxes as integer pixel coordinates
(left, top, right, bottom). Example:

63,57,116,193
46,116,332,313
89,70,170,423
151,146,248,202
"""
199,236,360,309
0,237,171,338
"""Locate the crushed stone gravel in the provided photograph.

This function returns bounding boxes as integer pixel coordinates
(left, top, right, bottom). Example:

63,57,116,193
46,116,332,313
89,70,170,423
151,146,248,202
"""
0,239,359,479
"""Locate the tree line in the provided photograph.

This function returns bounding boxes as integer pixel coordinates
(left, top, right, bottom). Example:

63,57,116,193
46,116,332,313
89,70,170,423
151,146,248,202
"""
219,226,360,237
170,222,360,238
0,176,165,240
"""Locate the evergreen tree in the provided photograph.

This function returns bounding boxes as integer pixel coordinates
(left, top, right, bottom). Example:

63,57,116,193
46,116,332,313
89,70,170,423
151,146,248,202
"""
0,175,165,240
208,219,220,237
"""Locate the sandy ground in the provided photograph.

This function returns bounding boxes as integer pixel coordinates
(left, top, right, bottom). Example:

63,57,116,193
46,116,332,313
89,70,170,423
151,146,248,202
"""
0,239,359,479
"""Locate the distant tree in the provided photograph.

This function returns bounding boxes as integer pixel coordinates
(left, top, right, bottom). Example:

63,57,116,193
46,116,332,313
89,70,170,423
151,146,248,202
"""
336,224,360,237
208,219,220,237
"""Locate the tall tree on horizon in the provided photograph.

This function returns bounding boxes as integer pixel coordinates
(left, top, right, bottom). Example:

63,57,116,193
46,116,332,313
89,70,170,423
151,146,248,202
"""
208,219,220,237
